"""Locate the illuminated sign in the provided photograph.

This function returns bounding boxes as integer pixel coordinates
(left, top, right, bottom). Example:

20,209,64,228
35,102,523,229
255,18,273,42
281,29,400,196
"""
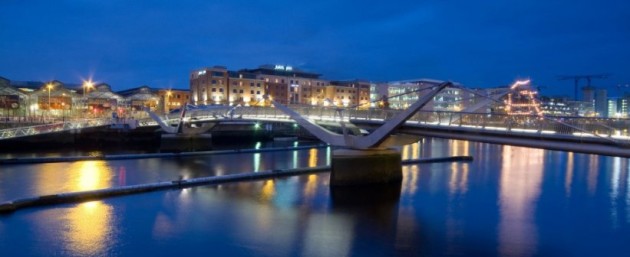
198,70,206,76
274,65,294,71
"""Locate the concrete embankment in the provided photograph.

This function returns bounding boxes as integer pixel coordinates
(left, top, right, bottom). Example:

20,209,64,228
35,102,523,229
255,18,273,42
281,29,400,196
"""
0,155,472,214
0,144,329,165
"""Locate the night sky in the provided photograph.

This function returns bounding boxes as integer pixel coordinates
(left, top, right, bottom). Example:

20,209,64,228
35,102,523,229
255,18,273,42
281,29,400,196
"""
1,0,629,96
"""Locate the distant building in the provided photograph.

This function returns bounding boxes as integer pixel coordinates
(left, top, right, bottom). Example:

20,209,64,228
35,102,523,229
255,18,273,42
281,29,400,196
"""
607,98,619,118
117,86,160,112
540,96,590,116
384,79,464,111
595,88,608,117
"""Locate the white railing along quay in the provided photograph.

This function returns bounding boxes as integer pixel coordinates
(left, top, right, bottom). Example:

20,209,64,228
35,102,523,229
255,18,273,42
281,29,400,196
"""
0,118,111,140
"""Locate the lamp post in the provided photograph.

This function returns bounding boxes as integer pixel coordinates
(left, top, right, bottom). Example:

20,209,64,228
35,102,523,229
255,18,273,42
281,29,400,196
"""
46,83,53,113
83,80,94,113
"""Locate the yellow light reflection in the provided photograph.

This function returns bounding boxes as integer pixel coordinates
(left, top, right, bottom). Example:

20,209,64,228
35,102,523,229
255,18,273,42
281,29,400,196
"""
401,165,418,195
449,162,469,195
74,161,112,191
402,144,410,160
498,145,543,257
62,161,114,256
411,142,420,159
308,148,318,167
260,180,275,202
304,175,318,199
64,201,114,256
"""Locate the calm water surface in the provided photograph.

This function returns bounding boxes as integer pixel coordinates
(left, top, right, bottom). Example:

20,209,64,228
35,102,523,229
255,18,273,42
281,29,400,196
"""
0,138,629,256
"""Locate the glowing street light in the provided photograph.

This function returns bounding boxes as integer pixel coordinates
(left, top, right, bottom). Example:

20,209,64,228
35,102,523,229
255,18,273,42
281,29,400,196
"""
83,80,94,112
83,80,94,97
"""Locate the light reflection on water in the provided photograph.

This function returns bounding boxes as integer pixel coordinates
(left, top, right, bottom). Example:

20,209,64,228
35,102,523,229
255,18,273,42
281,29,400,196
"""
498,145,544,257
63,201,114,256
1,139,630,256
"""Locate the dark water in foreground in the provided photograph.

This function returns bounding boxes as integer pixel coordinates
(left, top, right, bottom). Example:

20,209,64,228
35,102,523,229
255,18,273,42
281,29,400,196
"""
0,138,629,256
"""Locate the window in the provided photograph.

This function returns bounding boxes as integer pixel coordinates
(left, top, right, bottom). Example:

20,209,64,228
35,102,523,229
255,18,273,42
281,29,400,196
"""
211,80,216,84
239,90,244,93
219,88,223,92
257,83,261,87
211,88,216,92
251,90,254,94
233,89,237,93
256,91,260,94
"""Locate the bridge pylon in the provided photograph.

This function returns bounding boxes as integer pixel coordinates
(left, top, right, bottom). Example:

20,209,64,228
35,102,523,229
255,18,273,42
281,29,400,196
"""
269,82,461,186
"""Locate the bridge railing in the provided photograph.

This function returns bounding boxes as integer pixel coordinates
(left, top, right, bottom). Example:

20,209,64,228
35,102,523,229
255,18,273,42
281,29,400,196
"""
346,109,630,146
144,105,630,146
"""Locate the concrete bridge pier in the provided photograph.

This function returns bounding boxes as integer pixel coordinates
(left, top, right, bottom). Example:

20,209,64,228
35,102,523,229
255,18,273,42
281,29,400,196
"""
330,148,402,186
160,133,212,152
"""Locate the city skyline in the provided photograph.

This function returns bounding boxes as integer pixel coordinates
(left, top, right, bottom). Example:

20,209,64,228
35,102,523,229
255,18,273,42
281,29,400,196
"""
1,1,629,96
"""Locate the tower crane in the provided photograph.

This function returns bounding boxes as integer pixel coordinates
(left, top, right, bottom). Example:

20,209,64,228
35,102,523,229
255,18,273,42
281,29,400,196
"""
558,74,610,100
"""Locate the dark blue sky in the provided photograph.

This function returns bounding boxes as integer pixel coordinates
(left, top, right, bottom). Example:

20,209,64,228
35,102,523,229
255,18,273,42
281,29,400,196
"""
1,0,629,96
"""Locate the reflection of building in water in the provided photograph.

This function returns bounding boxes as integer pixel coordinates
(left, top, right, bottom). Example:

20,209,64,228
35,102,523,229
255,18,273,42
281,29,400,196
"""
609,157,630,227
50,161,115,256
498,145,544,257
308,148,318,168
565,152,574,197
401,165,419,195
588,155,599,195
304,175,318,200
449,140,470,195
64,201,114,256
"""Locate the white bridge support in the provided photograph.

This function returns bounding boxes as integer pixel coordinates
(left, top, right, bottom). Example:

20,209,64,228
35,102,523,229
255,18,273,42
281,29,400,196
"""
271,82,453,186
271,82,451,149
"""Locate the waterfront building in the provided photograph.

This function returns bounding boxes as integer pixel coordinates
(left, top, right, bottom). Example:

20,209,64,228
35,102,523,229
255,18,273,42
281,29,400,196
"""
227,71,265,106
329,80,371,108
240,65,327,105
157,89,190,113
117,86,160,113
30,80,79,117
191,65,334,106
0,76,29,117
84,83,124,116
384,79,465,111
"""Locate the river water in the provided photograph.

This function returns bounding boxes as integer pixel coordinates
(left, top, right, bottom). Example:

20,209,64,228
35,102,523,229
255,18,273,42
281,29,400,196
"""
0,138,628,256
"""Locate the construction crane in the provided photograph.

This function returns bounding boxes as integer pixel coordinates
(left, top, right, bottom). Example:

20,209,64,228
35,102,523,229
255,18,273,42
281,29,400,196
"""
558,74,610,100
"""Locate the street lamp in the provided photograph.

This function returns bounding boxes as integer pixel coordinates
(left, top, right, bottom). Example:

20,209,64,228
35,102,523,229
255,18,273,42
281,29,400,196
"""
83,80,94,96
83,80,94,112
46,83,53,111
